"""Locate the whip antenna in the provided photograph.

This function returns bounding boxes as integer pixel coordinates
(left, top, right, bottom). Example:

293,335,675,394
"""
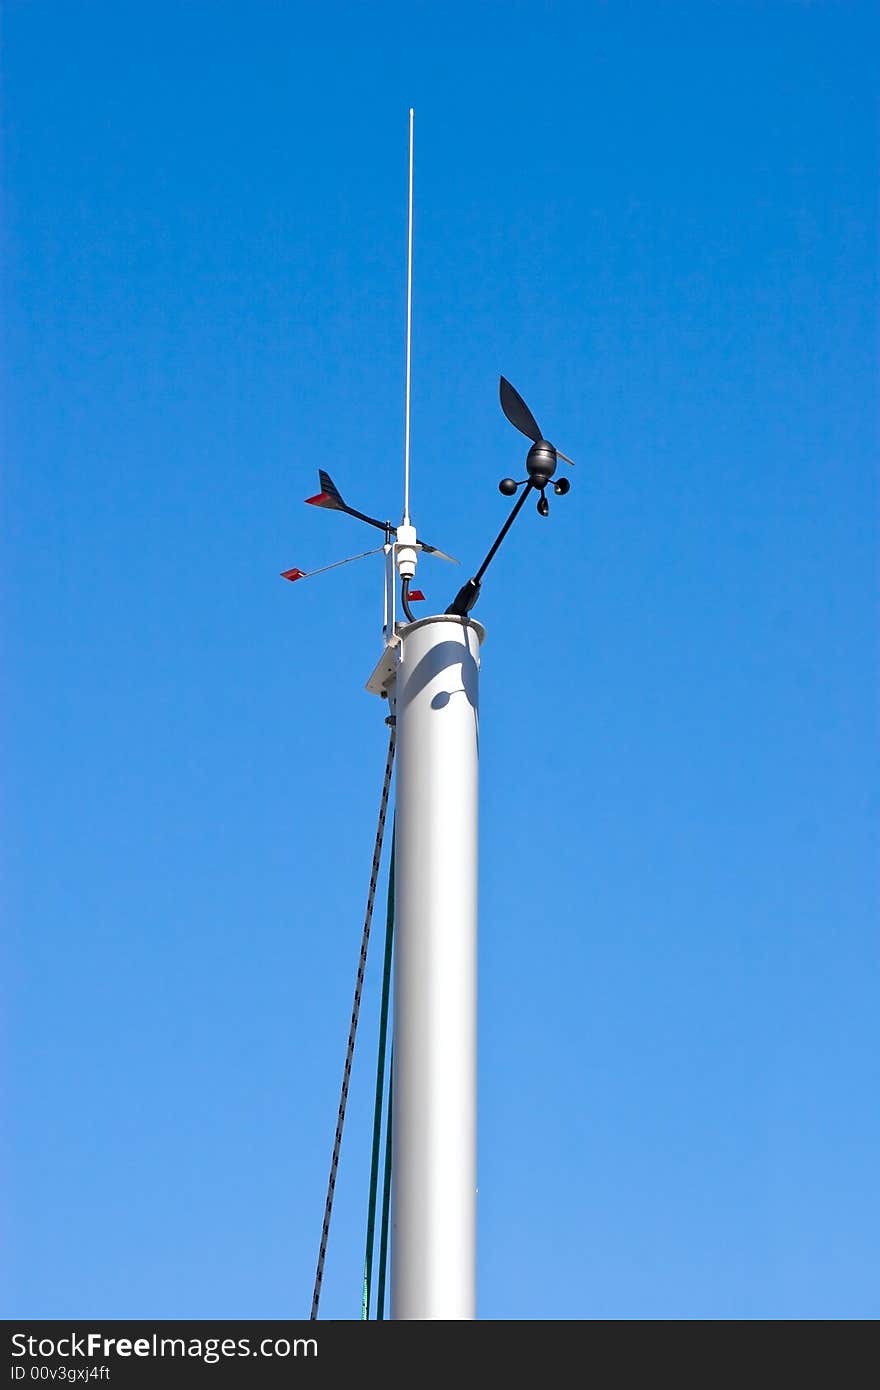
403,108,414,525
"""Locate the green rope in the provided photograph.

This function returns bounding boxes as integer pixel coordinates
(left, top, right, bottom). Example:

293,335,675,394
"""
376,1051,393,1319
362,822,395,1319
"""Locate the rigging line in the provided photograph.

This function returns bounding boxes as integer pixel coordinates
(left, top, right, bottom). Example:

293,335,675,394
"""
310,725,396,1320
361,821,395,1320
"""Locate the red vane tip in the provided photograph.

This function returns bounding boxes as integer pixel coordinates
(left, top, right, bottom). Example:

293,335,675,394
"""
305,492,332,507
280,568,306,582
409,589,426,602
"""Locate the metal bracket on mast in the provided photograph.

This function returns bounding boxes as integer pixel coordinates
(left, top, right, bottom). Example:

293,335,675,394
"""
367,527,416,697
367,529,402,698
365,635,402,698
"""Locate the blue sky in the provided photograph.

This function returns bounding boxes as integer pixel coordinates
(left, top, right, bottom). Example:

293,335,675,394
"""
3,2,877,1319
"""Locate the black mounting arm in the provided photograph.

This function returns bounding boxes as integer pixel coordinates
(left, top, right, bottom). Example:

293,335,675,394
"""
445,482,534,616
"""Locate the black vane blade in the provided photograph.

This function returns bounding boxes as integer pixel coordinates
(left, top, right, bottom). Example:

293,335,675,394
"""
317,469,346,509
500,376,542,443
311,471,388,533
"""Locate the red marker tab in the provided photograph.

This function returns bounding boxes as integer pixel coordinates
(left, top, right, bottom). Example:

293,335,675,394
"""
305,492,333,507
280,568,307,582
409,589,426,602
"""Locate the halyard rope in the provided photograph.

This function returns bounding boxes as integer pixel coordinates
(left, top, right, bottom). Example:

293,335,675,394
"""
310,724,396,1320
362,824,395,1318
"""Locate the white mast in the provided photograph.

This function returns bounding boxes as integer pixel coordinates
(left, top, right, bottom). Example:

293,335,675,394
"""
390,614,482,1319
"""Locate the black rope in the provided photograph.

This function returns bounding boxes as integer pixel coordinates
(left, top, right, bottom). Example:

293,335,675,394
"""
362,824,395,1319
310,724,396,1320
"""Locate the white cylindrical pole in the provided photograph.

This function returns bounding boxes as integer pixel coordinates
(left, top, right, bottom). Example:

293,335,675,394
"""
391,614,484,1320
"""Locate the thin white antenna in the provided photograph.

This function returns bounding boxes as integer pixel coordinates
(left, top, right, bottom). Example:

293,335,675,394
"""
403,107,414,525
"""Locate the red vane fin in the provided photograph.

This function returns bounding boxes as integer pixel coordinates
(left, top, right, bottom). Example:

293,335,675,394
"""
409,589,426,601
305,492,333,507
280,568,307,582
